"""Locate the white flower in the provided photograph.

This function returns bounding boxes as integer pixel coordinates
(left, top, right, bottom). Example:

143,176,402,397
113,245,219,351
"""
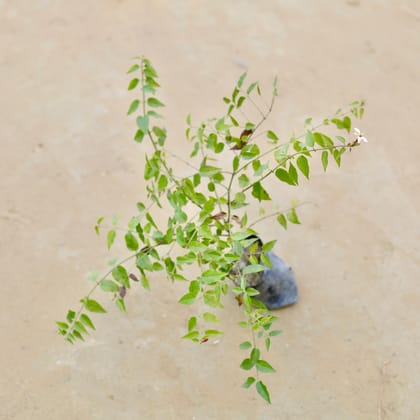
353,127,368,144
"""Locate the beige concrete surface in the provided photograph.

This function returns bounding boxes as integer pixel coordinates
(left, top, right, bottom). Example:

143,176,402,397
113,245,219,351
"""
1,1,419,419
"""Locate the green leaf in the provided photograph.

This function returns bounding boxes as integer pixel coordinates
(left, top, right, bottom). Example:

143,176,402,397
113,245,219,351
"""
240,144,260,160
233,156,240,171
305,130,314,147
277,213,287,229
321,150,328,171
256,381,271,404
115,298,126,312
127,99,140,115
267,130,278,141
107,230,116,250
73,330,84,341
286,208,300,224
127,63,140,74
84,299,107,313
288,163,298,185
269,330,283,337
56,321,68,330
201,269,226,284
201,312,219,324
250,347,260,364
140,274,150,290
112,265,130,288
240,358,254,370
125,232,139,251
238,174,250,188
237,71,247,88
246,81,258,95
147,97,165,108
296,155,309,179
256,360,276,373
265,337,271,351
136,115,150,134
178,292,197,305
100,279,120,293
128,78,139,90
239,341,252,350
251,182,271,201
66,310,76,323
242,264,265,275
74,321,88,335
204,329,223,337
80,313,95,330
275,168,295,186
237,96,246,108
242,376,256,389
182,330,199,340
188,316,197,331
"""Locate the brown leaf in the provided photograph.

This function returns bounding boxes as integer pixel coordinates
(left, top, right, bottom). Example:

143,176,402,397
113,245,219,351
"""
129,273,139,282
119,286,127,298
211,211,227,220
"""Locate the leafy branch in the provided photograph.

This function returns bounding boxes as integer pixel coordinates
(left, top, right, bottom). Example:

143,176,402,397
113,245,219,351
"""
57,56,366,403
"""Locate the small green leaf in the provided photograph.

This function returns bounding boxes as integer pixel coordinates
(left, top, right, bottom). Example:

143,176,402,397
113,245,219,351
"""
256,381,271,404
100,279,120,293
84,299,107,313
56,321,68,330
238,174,250,188
239,341,252,350
107,230,116,250
242,264,265,275
182,330,199,340
321,150,328,171
115,298,126,312
140,274,150,290
256,360,276,373
128,78,139,90
136,115,149,134
73,330,84,341
204,329,223,337
275,168,295,186
242,376,256,389
179,293,197,305
277,213,287,229
66,310,76,323
250,347,260,364
237,71,247,88
305,130,314,147
74,321,88,335
125,232,139,251
288,163,298,185
251,182,271,202
269,330,283,337
127,99,140,115
287,208,300,224
265,337,271,351
233,156,240,171
127,63,140,74
80,313,95,330
246,81,258,95
240,358,254,370
237,96,246,108
147,97,165,108
296,155,310,179
188,316,197,331
267,130,278,141
112,265,130,288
